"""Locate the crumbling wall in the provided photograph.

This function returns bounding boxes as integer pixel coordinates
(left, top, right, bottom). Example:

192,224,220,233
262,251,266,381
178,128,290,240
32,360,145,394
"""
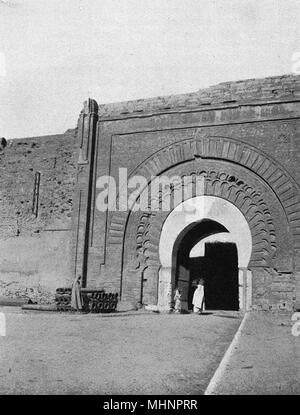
98,74,300,117
0,129,78,303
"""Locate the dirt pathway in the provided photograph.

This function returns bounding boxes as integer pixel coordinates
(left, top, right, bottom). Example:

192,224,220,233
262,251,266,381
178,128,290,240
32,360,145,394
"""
0,307,241,394
206,311,300,395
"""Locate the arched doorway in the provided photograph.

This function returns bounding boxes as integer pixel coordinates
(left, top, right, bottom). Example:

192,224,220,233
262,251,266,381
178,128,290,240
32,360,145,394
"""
158,196,252,312
173,219,239,311
191,242,239,311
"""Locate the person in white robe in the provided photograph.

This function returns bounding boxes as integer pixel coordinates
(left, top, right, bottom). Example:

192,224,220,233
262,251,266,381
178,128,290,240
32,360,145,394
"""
192,279,205,314
173,288,182,313
71,274,83,311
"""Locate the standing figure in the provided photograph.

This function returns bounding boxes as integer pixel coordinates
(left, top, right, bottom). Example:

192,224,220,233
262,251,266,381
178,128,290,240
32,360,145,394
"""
71,274,83,311
174,287,182,313
192,279,205,314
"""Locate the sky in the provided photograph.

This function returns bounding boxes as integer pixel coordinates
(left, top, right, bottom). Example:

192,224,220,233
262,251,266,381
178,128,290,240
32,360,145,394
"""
0,0,299,139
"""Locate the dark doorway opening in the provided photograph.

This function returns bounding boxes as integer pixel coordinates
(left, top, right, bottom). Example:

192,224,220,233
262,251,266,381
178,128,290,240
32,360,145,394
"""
189,242,239,311
173,220,239,311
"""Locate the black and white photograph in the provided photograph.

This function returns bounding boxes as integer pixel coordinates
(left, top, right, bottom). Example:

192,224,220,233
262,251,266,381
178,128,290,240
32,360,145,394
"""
0,0,299,401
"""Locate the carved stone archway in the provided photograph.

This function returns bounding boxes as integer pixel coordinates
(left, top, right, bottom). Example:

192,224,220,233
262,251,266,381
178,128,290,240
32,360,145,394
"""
106,136,299,309
157,196,252,311
109,136,300,249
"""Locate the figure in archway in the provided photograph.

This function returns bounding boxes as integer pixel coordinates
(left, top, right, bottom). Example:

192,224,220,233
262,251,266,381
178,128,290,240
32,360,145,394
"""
192,279,205,314
173,287,182,313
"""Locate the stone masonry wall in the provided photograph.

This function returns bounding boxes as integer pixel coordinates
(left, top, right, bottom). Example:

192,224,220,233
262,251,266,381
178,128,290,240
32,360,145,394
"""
98,74,300,118
1,74,300,310
0,129,78,303
91,74,300,311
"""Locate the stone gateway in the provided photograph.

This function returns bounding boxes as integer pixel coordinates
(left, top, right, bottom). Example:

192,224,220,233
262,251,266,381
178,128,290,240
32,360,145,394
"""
1,74,300,312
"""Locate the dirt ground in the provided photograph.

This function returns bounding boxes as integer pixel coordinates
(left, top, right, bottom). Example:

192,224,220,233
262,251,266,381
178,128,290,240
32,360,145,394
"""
207,311,300,395
0,306,241,395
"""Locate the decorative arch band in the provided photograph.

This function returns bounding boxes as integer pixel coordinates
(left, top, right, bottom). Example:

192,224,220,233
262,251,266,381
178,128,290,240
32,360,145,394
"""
108,136,300,254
